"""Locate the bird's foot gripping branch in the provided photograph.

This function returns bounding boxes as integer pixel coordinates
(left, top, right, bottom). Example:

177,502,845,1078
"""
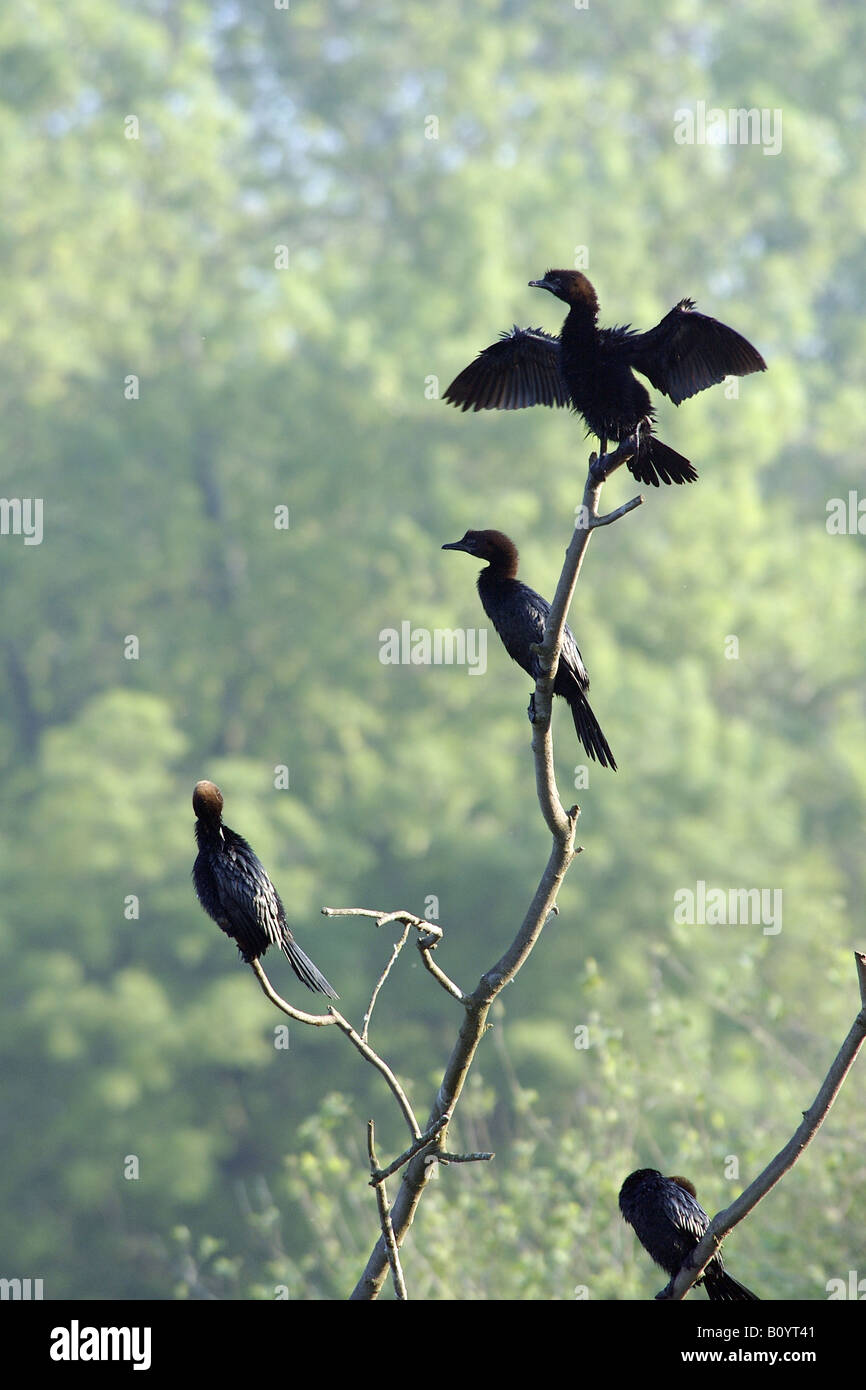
588,435,638,485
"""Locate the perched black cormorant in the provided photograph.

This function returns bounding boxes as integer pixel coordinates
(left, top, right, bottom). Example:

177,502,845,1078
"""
444,270,766,486
442,529,615,769
619,1168,759,1300
192,781,338,998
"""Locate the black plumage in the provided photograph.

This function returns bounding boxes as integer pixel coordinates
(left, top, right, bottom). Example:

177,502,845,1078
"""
192,780,338,999
619,1168,760,1300
444,270,766,486
442,529,615,769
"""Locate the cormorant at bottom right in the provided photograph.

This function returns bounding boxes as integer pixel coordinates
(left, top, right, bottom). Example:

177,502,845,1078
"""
619,1168,759,1300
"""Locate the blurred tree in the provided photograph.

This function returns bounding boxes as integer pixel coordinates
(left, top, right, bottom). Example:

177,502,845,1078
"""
0,0,863,1297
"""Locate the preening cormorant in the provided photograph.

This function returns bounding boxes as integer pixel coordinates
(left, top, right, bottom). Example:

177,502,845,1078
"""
619,1168,759,1300
192,780,338,999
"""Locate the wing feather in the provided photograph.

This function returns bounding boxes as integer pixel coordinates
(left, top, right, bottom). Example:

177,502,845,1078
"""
621,300,766,405
444,326,568,411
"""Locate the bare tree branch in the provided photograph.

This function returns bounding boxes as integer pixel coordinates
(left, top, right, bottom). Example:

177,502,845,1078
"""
321,906,421,928
593,494,644,527
323,904,468,1004
248,958,337,1027
245,433,858,1306
370,1113,453,1186
439,1150,495,1165
418,943,468,1004
530,440,642,838
367,1121,407,1300
662,949,866,1300
349,448,631,1299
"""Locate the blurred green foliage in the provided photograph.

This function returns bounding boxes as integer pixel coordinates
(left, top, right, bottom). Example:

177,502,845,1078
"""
0,0,864,1299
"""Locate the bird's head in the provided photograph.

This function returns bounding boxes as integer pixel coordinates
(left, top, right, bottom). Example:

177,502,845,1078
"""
619,1168,664,1206
442,528,519,574
529,269,599,313
667,1175,699,1198
193,780,224,821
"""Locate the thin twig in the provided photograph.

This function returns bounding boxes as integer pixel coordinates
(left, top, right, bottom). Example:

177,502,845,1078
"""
593,494,644,527
370,1113,453,1186
322,907,388,920
322,906,423,927
363,922,411,1042
417,922,444,944
419,946,468,1003
248,959,337,1026
663,950,866,1300
367,1121,407,1300
438,1151,495,1164
324,904,470,1003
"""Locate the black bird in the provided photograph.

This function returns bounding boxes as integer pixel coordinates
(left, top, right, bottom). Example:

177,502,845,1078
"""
442,529,615,769
619,1168,759,1300
192,780,338,999
444,270,766,487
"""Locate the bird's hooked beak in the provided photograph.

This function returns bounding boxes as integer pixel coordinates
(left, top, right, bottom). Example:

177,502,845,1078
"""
442,538,472,554
528,277,554,293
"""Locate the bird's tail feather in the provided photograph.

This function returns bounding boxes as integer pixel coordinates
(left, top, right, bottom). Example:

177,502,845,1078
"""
628,436,698,487
570,691,617,771
704,1267,760,1301
282,939,339,999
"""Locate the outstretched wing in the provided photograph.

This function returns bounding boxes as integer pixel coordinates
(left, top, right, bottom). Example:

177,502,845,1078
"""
444,326,568,411
621,300,766,405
